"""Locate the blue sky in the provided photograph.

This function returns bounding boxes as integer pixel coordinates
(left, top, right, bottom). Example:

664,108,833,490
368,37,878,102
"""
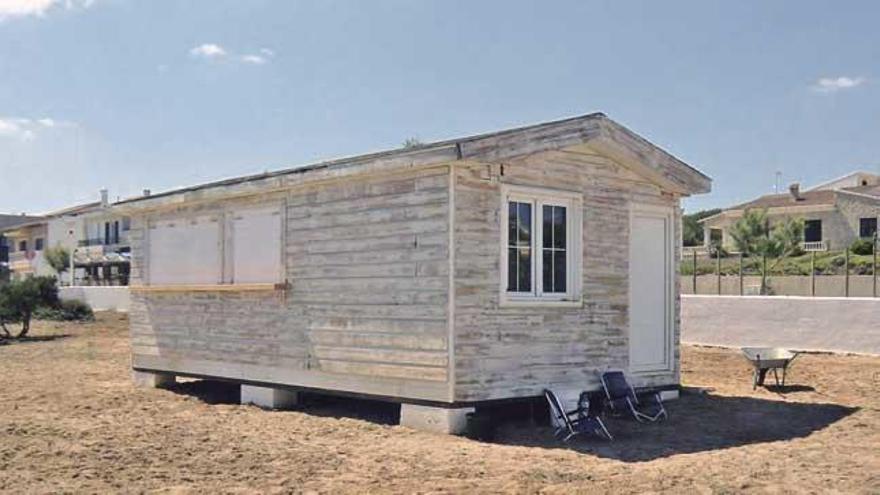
0,0,877,214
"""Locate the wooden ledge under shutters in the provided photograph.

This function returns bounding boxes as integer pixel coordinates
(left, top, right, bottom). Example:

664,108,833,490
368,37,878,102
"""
130,283,288,293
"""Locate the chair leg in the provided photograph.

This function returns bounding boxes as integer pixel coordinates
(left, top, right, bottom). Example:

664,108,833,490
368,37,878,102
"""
596,419,613,441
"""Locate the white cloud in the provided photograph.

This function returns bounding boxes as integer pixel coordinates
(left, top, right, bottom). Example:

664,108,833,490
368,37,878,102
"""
189,43,227,59
240,54,267,65
0,116,75,141
0,0,94,20
812,76,867,93
0,118,34,141
190,43,275,66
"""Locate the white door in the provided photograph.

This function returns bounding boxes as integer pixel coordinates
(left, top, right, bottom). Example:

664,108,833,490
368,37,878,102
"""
628,205,673,373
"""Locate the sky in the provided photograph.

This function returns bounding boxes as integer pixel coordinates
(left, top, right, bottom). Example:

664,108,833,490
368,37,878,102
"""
0,0,878,214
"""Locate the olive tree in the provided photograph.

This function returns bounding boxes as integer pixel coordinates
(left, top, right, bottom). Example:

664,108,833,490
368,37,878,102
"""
0,276,60,339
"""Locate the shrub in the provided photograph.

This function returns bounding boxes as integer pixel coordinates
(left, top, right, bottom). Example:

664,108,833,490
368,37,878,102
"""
33,299,94,322
850,238,874,256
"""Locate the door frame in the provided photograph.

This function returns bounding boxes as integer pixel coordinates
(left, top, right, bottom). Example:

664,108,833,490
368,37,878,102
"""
628,203,675,374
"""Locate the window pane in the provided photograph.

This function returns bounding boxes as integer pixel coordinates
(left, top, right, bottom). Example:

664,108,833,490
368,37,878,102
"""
804,220,822,243
518,202,531,246
508,202,518,248
543,205,553,248
507,247,518,292
553,206,566,249
542,250,553,291
553,251,567,293
518,247,531,292
860,218,877,238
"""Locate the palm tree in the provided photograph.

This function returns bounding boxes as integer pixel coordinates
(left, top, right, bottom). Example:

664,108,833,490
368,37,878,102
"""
729,209,804,294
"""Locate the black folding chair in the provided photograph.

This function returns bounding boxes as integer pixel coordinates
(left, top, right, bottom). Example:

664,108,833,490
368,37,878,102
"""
599,371,667,423
543,389,613,442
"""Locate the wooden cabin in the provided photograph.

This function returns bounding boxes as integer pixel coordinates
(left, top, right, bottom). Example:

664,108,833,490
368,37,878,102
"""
119,113,711,433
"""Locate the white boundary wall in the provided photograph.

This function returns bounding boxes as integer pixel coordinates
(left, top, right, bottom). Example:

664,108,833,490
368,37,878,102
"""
60,286,131,312
682,294,880,355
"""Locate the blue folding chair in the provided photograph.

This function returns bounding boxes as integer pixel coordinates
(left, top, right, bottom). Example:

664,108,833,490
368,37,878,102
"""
599,371,668,423
544,389,613,441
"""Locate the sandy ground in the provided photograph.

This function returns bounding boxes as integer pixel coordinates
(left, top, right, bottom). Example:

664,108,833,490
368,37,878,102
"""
0,313,878,494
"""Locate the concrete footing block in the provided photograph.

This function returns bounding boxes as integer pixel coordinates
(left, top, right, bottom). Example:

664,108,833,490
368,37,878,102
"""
659,389,680,401
132,370,176,389
240,385,299,409
399,404,474,435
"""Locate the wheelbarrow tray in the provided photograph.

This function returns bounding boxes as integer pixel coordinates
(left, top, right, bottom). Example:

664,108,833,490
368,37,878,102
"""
741,347,800,388
741,347,797,369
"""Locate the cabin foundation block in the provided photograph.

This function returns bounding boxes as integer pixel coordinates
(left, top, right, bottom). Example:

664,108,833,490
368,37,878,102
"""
132,370,176,389
659,389,680,401
240,385,299,409
399,404,474,434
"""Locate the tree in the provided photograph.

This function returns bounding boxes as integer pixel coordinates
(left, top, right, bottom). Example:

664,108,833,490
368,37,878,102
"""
728,209,804,294
44,245,71,275
682,208,722,246
0,276,60,339
402,137,424,149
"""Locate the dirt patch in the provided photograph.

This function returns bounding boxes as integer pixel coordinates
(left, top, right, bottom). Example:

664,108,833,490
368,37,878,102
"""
0,313,878,493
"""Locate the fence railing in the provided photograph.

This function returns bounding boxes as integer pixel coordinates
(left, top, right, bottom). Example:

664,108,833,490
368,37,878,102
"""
801,241,828,252
682,246,879,297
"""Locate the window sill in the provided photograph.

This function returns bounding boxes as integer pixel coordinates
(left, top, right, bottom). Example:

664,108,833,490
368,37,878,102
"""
130,283,287,293
499,297,583,308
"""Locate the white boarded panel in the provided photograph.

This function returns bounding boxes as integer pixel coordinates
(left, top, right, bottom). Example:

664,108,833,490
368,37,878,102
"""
232,206,282,284
148,216,221,285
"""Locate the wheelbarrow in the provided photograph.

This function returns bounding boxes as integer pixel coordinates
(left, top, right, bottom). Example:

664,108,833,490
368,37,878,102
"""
741,347,800,389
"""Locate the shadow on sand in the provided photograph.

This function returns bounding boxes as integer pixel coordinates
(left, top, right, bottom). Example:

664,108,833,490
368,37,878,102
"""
167,379,400,424
164,381,856,462
493,387,857,462
0,334,71,346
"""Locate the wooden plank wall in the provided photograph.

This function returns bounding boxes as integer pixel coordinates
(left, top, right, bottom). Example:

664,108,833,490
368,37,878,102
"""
129,167,452,402
452,148,681,402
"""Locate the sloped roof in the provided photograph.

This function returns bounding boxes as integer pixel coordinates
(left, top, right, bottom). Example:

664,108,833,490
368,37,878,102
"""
0,214,44,231
117,112,711,209
729,190,838,210
44,201,102,217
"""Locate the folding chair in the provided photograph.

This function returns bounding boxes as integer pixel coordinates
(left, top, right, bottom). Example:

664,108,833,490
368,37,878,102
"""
599,371,668,423
543,389,613,442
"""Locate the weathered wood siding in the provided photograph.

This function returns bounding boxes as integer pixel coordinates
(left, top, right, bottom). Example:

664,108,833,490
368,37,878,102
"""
129,167,452,401
452,148,681,402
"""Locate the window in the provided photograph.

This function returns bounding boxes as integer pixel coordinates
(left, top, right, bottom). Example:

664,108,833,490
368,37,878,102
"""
230,207,282,283
113,221,120,244
860,217,877,239
709,228,723,245
804,219,822,243
18,240,27,252
121,217,131,231
34,238,44,251
146,204,283,286
148,216,222,285
104,222,111,245
501,186,581,304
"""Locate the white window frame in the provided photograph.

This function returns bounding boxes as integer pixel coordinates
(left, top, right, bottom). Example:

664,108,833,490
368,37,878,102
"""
499,184,583,307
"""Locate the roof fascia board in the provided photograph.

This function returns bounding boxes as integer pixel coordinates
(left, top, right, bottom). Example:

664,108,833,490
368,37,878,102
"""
584,119,711,196
836,189,880,203
715,204,838,219
116,155,462,214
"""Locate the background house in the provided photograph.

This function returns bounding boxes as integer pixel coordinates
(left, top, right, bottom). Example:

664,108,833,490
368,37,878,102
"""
0,190,133,284
46,189,133,286
700,171,880,251
0,213,46,283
